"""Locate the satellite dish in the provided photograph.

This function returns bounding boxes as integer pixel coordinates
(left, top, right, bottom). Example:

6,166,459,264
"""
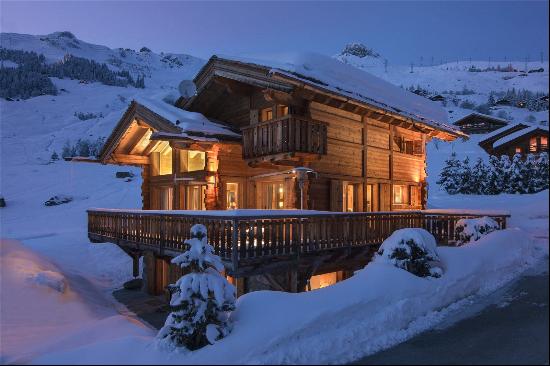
178,80,196,98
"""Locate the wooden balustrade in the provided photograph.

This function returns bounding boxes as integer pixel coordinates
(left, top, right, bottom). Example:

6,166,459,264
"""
241,115,328,160
88,209,509,271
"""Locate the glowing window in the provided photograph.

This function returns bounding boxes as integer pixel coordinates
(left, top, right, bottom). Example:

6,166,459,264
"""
277,105,289,117
515,147,522,154
343,183,355,212
264,182,284,209
226,183,239,209
260,107,273,122
393,185,406,204
185,185,206,210
179,150,205,172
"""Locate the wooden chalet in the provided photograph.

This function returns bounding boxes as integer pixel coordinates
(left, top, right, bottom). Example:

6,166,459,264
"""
479,122,549,157
87,54,508,296
453,113,509,134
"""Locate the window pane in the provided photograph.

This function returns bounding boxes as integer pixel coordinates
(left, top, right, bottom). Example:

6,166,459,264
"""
226,183,238,209
159,145,172,175
188,151,205,171
393,185,404,204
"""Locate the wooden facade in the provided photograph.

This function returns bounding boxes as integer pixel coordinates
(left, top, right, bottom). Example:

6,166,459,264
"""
92,55,468,296
479,123,549,157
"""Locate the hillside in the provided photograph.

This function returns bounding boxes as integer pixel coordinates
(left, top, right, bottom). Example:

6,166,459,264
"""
336,43,549,126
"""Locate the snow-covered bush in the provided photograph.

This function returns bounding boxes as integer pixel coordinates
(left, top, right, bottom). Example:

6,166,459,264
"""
455,217,500,245
376,228,442,278
157,224,235,351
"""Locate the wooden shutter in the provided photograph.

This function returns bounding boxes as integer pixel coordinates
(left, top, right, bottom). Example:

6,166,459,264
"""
330,180,344,211
379,183,391,211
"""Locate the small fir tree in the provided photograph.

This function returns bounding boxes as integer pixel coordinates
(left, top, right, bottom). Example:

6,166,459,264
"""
507,153,527,193
157,224,236,351
486,155,505,194
523,154,538,193
50,151,59,161
470,157,489,194
457,157,472,194
437,153,462,194
500,155,512,192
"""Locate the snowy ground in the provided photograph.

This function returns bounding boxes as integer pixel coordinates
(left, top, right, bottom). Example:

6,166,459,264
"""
1,32,549,364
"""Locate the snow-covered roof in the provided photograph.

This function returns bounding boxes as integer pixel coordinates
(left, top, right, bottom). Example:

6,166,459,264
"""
492,125,548,148
134,97,239,139
210,53,462,137
453,112,509,125
480,122,526,141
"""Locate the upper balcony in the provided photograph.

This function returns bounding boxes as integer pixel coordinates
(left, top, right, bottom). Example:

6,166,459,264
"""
241,115,328,162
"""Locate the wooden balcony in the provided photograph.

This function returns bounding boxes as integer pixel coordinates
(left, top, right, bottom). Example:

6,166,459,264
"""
88,209,509,276
241,115,328,161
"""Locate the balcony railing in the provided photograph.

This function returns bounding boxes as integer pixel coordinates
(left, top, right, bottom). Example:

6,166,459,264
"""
241,115,328,160
88,209,509,272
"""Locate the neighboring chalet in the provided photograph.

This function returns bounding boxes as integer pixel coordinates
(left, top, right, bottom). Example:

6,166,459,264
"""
453,113,509,134
86,54,508,296
479,122,549,157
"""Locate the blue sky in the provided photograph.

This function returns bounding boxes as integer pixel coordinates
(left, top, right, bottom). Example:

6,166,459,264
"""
1,1,548,64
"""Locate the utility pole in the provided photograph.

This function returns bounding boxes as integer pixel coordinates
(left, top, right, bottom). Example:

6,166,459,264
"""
384,58,388,73
410,62,414,73
431,56,434,66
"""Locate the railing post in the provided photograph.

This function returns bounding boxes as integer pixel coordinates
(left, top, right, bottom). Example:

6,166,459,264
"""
231,218,239,273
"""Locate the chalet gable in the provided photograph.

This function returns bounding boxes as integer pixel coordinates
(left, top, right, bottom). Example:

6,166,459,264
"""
98,99,239,165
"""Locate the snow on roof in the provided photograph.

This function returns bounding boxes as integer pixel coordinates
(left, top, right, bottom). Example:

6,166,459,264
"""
134,97,239,138
213,53,462,136
454,112,509,125
493,125,548,148
479,122,526,142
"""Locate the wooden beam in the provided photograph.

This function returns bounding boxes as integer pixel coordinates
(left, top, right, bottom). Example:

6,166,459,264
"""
111,154,149,165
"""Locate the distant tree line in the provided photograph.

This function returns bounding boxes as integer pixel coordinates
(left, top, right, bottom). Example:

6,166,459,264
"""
0,48,144,100
437,153,549,195
59,137,106,159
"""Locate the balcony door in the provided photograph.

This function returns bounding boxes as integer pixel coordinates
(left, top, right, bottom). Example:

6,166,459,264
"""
257,181,285,209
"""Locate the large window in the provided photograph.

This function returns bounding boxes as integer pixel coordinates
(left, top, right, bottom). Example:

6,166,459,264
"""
262,182,284,209
366,184,373,212
184,185,206,210
150,143,173,176
179,150,205,172
343,183,355,212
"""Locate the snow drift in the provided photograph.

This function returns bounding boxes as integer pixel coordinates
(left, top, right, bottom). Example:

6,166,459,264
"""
31,227,540,364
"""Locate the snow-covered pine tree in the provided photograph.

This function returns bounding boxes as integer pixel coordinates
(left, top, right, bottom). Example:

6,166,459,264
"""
500,155,512,192
534,152,549,191
457,156,472,194
470,157,489,194
157,224,235,351
486,155,504,194
436,153,462,194
507,153,527,193
523,154,538,193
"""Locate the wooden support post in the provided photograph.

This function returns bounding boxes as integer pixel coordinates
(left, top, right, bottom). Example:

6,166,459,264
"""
132,253,140,278
289,266,298,293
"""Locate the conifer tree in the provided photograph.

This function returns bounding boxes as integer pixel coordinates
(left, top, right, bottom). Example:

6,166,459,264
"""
507,153,526,193
486,155,504,194
470,157,489,194
457,157,472,194
157,224,235,351
437,153,462,194
500,155,512,193
534,152,549,191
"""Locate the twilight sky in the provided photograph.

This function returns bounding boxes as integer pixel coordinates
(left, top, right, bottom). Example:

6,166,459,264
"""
1,1,548,64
